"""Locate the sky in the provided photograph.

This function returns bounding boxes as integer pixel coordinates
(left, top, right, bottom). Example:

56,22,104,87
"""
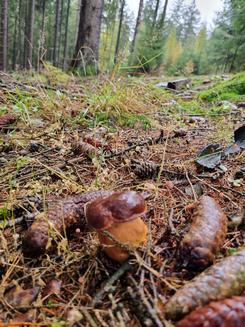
127,0,224,27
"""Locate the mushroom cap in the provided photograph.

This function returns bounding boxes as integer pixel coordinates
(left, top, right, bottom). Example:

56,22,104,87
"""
85,191,146,230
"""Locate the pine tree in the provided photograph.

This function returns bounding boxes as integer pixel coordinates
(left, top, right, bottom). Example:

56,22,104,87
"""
130,0,167,73
207,0,245,72
193,25,207,74
114,0,125,64
0,0,8,71
63,0,71,69
182,0,200,42
168,0,185,39
53,0,62,67
71,0,104,74
130,0,144,55
164,28,182,73
100,0,119,71
24,0,35,69
159,0,169,29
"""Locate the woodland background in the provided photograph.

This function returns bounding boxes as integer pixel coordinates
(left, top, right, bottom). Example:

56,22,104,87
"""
0,1,245,326
0,0,244,76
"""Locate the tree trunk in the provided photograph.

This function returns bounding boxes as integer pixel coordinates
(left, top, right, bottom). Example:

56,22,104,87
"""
58,0,64,63
12,4,18,70
130,0,144,55
17,0,23,68
53,0,62,66
37,0,46,71
159,0,168,29
108,8,118,68
75,0,82,45
40,0,46,61
152,0,160,28
71,0,104,73
63,0,71,70
114,0,125,64
24,0,35,69
229,44,241,72
0,0,8,71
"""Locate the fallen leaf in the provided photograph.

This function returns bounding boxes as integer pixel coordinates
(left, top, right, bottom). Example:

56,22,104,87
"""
224,143,241,155
195,144,223,169
234,124,245,149
42,279,62,298
5,285,40,307
67,308,83,325
12,309,37,323
185,183,203,197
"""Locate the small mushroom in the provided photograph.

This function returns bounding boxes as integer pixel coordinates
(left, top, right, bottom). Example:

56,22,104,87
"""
85,191,148,262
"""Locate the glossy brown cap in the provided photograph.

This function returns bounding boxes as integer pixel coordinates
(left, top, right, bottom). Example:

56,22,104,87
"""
85,191,146,230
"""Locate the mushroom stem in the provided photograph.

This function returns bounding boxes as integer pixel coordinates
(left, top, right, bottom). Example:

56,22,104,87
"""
98,218,148,262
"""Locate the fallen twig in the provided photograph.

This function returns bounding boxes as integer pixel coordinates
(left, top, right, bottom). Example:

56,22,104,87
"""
104,130,165,158
91,260,132,306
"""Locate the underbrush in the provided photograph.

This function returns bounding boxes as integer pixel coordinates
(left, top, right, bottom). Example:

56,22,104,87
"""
2,70,244,132
72,78,172,129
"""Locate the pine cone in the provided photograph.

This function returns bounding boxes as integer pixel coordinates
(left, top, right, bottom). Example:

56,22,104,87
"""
0,113,16,128
73,141,98,158
131,159,185,180
131,159,160,179
22,190,113,257
177,296,245,327
164,249,245,320
180,195,227,270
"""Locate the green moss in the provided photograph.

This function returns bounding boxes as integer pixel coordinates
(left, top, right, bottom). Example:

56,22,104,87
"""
199,72,245,102
42,62,71,86
176,100,206,115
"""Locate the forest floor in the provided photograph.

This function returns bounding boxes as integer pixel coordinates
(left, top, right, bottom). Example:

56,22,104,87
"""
0,68,244,326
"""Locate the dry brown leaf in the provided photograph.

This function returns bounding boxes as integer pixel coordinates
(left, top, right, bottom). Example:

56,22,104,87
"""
12,309,37,323
4,285,40,307
42,279,62,298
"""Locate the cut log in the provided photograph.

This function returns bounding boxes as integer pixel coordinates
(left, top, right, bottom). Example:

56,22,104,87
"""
167,79,191,90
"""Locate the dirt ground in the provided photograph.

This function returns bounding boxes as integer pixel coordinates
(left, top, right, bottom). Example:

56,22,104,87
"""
0,72,244,326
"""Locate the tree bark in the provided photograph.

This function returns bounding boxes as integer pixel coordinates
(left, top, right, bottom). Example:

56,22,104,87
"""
75,0,82,44
24,0,35,69
114,0,125,64
37,0,46,71
71,0,104,73
63,0,71,70
57,0,64,63
0,0,8,71
152,0,160,28
159,0,168,29
229,43,241,72
40,0,46,58
12,3,18,70
53,0,62,66
130,0,144,55
17,0,22,68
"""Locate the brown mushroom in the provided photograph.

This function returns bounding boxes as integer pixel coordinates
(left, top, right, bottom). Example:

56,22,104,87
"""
85,191,148,262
